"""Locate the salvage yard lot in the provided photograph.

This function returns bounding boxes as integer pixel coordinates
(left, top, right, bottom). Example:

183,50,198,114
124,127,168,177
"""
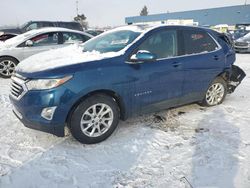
0,54,250,188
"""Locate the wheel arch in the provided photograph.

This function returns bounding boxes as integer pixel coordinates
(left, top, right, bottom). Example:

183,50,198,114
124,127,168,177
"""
0,55,20,63
216,68,231,82
66,89,127,126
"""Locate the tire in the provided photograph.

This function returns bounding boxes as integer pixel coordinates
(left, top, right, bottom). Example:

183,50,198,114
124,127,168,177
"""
0,57,18,78
200,77,227,107
69,94,120,144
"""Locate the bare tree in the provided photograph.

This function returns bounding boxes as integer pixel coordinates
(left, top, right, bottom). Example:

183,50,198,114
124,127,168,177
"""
74,14,88,30
140,5,149,16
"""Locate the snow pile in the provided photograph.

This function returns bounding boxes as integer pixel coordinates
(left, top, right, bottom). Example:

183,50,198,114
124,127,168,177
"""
16,44,122,73
0,94,12,108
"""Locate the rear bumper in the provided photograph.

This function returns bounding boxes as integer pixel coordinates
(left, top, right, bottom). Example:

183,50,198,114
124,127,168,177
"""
227,65,246,93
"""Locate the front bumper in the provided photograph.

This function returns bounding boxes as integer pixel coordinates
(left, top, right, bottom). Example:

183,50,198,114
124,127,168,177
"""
9,86,77,137
12,106,64,137
234,46,250,53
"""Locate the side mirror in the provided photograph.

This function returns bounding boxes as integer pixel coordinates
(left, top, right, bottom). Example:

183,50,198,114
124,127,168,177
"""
25,40,33,47
130,50,157,62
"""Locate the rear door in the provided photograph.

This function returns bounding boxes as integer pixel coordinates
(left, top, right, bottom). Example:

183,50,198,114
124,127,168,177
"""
180,28,225,103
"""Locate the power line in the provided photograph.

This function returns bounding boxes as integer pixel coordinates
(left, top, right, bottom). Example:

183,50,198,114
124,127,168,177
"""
76,0,79,15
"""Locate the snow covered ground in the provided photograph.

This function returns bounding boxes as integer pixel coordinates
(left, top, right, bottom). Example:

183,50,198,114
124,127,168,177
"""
0,54,250,188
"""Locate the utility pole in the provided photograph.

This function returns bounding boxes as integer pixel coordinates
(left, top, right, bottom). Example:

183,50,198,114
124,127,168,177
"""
76,0,79,16
245,0,248,5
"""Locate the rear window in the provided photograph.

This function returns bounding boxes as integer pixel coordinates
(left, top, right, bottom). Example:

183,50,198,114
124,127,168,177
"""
183,30,219,55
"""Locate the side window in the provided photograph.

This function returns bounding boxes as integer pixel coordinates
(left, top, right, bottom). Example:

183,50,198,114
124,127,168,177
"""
62,32,87,44
41,22,54,27
29,32,58,47
137,30,178,59
58,23,79,30
25,23,38,32
183,30,219,55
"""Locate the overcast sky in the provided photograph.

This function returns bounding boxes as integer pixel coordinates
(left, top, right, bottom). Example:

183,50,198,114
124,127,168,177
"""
0,0,247,28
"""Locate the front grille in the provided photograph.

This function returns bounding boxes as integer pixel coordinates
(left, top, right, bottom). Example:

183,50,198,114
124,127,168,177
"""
10,74,28,100
234,42,248,47
11,81,23,98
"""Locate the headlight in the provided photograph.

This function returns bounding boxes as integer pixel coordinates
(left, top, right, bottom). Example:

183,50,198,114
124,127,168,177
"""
26,75,73,90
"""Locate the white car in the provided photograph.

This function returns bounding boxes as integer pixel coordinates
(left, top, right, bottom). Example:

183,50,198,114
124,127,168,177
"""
0,27,92,78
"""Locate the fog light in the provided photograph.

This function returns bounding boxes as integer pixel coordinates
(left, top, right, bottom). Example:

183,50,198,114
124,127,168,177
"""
41,106,57,120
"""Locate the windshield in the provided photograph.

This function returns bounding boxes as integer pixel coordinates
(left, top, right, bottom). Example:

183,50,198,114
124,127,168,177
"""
20,22,30,30
82,30,141,53
242,33,250,40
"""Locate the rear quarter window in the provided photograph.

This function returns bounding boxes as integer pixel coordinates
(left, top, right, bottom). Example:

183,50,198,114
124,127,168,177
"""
183,30,219,55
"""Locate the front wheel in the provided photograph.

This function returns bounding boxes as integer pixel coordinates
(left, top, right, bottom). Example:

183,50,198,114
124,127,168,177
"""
0,57,18,78
201,77,227,107
69,94,120,144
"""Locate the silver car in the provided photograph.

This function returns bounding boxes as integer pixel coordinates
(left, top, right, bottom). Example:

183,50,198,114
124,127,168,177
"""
0,27,92,78
234,32,250,53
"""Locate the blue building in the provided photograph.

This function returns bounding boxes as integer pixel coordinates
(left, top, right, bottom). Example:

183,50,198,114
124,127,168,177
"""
125,5,250,26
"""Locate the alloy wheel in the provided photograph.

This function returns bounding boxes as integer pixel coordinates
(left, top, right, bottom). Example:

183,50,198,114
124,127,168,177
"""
0,60,16,77
80,103,114,137
205,83,225,106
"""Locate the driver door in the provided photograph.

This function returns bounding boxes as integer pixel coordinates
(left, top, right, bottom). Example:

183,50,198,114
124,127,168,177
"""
126,29,184,114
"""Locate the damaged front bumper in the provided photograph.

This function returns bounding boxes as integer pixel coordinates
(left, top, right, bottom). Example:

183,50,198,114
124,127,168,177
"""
227,65,246,93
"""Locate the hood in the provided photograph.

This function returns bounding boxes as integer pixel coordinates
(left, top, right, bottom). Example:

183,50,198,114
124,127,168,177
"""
0,42,10,50
0,40,17,50
16,44,123,74
236,37,250,43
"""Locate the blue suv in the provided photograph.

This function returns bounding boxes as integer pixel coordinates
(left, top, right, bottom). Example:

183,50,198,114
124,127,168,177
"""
10,25,245,144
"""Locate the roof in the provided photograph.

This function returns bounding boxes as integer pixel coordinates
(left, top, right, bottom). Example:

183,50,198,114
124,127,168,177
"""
19,27,93,39
112,24,213,33
28,27,85,34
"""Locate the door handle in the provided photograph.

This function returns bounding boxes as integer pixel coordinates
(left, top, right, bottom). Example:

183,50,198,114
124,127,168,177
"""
213,55,219,60
172,62,182,68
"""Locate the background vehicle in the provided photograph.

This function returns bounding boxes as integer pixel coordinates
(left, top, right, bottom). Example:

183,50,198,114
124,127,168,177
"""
0,21,83,41
0,33,18,41
234,32,250,53
232,29,250,40
85,29,104,36
0,27,92,78
10,25,245,144
235,23,250,30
